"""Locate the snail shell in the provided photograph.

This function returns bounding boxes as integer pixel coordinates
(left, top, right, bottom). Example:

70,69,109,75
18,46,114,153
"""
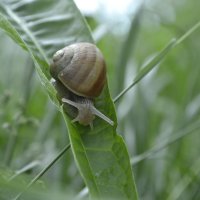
50,43,114,127
50,43,106,98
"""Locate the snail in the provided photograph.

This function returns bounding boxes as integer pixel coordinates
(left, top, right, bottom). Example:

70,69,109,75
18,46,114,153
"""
50,42,114,128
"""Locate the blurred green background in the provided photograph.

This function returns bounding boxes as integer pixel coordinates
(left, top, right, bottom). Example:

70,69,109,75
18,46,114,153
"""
0,0,200,199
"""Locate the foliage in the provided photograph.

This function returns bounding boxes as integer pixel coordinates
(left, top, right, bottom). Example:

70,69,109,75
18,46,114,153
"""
0,0,200,200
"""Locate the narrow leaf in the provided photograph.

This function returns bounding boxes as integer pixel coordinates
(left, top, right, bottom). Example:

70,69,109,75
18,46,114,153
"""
0,0,138,199
114,20,200,103
114,39,176,103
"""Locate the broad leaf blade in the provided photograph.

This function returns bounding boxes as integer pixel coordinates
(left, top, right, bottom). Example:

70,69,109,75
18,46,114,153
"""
0,0,138,199
63,84,138,199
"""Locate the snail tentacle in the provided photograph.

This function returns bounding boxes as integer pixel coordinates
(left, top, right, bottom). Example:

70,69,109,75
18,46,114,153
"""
90,106,114,126
62,98,114,127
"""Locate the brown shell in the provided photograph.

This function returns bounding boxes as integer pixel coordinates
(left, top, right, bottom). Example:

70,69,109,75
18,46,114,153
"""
50,43,106,98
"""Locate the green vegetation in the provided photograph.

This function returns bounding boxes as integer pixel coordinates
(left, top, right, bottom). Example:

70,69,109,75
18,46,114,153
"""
0,0,200,199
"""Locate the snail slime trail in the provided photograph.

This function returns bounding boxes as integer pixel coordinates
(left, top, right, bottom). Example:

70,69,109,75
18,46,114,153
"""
50,42,114,128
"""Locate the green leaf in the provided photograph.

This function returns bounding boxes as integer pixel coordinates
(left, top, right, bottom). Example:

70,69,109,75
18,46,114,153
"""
131,119,200,165
114,20,200,103
0,168,74,200
0,0,138,199
114,39,176,103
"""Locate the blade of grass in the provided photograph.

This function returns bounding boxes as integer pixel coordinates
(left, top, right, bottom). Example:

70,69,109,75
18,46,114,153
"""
131,119,200,165
174,21,200,45
167,157,200,200
13,143,71,200
9,161,40,181
114,39,176,103
114,20,200,103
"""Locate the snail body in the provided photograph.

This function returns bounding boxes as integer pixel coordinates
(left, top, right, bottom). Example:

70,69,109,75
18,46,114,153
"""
50,42,114,127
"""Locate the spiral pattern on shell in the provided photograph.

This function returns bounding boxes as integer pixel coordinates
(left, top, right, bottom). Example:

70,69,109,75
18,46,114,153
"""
50,43,106,98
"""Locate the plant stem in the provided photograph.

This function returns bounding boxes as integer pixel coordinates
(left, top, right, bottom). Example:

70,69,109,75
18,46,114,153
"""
131,119,200,165
114,20,200,103
13,143,71,200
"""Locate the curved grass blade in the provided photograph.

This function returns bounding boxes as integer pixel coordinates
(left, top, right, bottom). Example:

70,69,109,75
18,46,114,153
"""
131,119,200,165
13,144,71,200
114,39,176,103
114,20,200,103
